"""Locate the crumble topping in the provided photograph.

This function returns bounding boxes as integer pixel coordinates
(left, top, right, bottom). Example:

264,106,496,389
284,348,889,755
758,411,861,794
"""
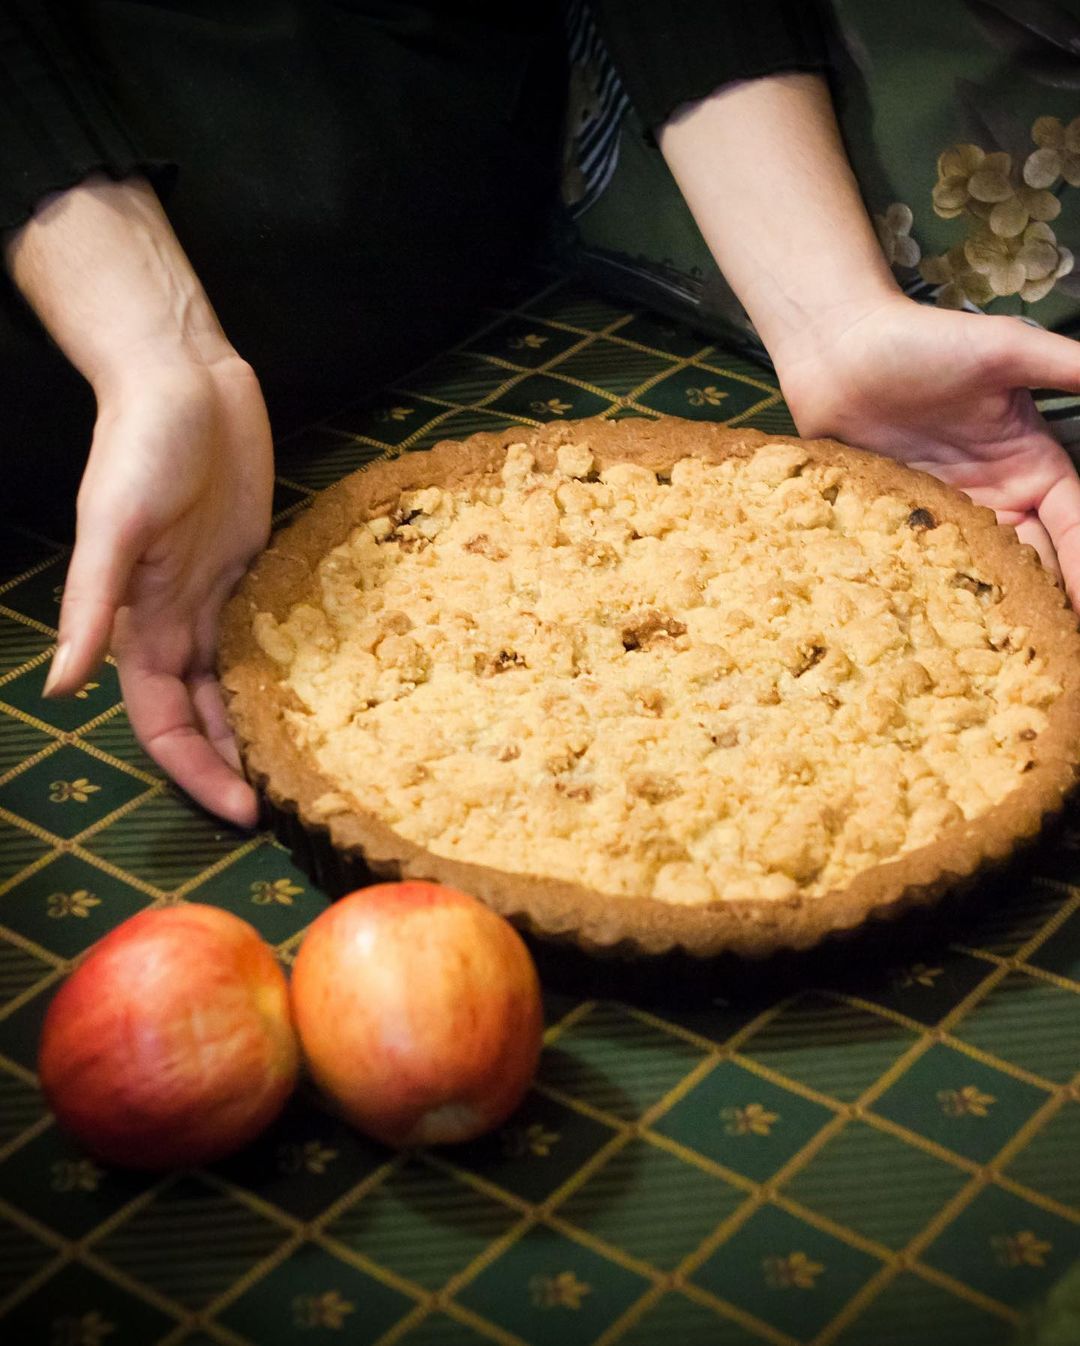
255,436,1061,904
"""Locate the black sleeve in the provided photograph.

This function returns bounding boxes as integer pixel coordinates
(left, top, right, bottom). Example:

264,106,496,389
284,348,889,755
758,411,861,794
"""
590,0,829,134
0,1,174,232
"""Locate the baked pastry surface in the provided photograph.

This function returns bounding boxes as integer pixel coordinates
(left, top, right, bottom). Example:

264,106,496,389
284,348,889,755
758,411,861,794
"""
220,417,1080,954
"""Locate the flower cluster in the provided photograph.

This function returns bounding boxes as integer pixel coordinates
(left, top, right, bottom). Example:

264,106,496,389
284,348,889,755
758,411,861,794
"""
921,223,1072,307
932,144,1059,235
919,122,1075,308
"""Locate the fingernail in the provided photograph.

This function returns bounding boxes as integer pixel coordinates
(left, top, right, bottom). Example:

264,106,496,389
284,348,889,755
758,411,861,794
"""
43,642,70,698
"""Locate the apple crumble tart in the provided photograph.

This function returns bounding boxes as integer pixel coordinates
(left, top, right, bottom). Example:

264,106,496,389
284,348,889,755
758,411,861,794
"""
220,417,1080,954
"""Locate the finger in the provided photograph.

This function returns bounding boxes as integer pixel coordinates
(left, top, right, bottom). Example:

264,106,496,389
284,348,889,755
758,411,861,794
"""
120,660,259,828
188,577,247,773
45,513,139,698
1013,513,1061,580
189,671,244,773
983,317,1080,393
1037,468,1080,609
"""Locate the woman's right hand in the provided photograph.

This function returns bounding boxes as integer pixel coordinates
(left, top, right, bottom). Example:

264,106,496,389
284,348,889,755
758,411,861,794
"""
51,352,273,826
5,175,274,826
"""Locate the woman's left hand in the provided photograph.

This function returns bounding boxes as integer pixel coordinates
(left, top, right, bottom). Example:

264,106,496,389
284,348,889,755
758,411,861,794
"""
775,295,1080,605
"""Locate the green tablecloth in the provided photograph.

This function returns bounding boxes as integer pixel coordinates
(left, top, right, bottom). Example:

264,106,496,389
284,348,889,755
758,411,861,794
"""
0,280,1077,1346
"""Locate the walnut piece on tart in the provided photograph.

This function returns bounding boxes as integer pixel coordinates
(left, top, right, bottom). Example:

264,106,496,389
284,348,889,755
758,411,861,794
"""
219,417,1080,956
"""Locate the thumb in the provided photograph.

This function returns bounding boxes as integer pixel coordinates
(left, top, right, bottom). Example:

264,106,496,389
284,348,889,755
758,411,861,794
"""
982,315,1080,392
45,507,143,697
1036,468,1080,611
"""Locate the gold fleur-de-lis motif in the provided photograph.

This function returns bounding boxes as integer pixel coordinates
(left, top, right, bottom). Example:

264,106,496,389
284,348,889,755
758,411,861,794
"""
523,1122,560,1156
501,1122,561,1158
277,1140,338,1175
376,405,415,423
73,682,100,701
722,1103,779,1136
938,1085,995,1118
529,397,572,417
993,1230,1053,1268
51,1158,104,1192
685,385,727,408
508,333,548,351
47,889,101,919
894,962,943,989
50,1310,115,1346
529,1271,591,1309
763,1251,825,1290
250,877,304,906
292,1290,355,1330
49,778,101,804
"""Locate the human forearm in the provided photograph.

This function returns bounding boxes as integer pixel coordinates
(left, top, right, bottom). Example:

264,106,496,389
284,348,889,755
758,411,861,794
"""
657,73,899,371
4,174,236,395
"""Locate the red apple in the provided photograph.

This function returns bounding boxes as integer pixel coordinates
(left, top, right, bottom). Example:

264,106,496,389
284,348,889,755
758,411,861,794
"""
38,904,300,1168
290,881,544,1147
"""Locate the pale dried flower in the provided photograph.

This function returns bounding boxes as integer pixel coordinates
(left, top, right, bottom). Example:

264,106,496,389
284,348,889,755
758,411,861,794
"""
1024,115,1080,191
920,243,995,309
932,144,1012,218
875,202,921,268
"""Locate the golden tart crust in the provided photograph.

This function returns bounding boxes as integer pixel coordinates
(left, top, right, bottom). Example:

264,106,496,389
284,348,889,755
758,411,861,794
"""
219,417,1080,956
